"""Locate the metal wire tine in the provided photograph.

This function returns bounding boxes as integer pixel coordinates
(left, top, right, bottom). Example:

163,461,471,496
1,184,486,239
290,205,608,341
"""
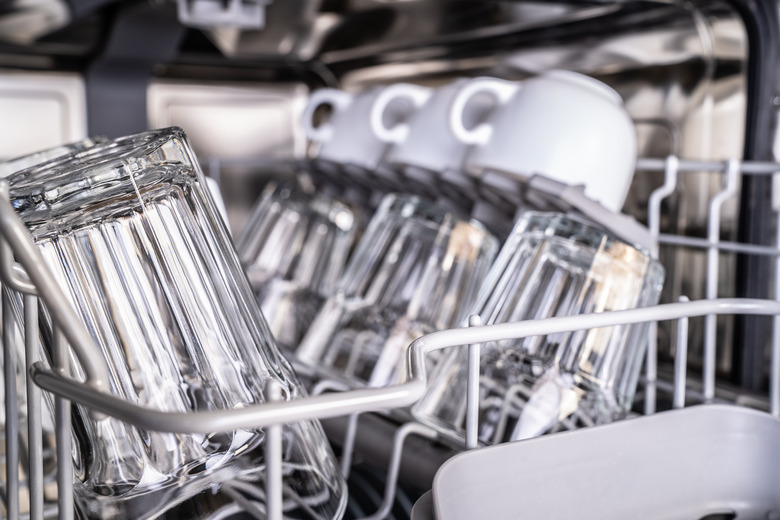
644,320,658,416
465,314,482,450
644,155,679,415
647,155,680,254
339,414,359,479
53,327,73,520
0,180,110,405
264,380,283,520
25,294,43,520
673,296,690,409
703,158,740,402
358,422,438,520
308,377,360,478
3,286,20,520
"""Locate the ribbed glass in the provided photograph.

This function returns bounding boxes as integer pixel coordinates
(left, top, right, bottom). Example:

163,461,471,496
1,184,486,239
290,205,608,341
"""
236,182,356,352
295,193,499,387
413,212,665,445
6,127,346,519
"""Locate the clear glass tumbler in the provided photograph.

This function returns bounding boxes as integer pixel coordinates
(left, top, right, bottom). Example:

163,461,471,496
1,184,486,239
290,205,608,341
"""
0,138,113,515
236,182,357,353
413,212,664,445
6,127,346,519
295,193,499,387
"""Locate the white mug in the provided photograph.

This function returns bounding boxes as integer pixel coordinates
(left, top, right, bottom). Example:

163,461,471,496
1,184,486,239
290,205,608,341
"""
302,86,414,171
449,70,637,212
371,80,478,175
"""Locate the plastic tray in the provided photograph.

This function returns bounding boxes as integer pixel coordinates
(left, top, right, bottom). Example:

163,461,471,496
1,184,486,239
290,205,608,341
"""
429,404,780,520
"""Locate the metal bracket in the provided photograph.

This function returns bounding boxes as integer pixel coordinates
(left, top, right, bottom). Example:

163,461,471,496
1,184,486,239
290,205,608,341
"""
176,0,274,29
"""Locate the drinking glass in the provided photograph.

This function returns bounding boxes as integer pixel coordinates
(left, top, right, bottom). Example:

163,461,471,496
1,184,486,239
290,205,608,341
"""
236,181,357,352
6,127,346,519
413,212,664,444
0,138,113,515
295,194,499,387
0,138,112,422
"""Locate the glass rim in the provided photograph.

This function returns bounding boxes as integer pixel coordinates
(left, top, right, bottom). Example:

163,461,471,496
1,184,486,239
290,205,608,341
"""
7,126,191,195
261,181,355,220
376,192,495,236
514,210,657,260
8,127,199,221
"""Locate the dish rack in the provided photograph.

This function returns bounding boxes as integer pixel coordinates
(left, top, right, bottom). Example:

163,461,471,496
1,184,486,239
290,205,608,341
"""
1,156,780,520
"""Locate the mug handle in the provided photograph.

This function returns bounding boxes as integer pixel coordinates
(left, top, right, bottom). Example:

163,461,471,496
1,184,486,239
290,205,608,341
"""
370,84,432,143
449,78,519,145
301,89,353,142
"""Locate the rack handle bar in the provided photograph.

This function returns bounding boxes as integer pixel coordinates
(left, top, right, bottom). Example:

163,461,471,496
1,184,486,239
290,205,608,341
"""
31,298,780,432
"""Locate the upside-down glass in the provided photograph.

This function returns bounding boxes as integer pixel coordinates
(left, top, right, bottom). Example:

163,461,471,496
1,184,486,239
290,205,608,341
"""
0,138,111,421
413,212,664,445
295,194,499,387
6,127,346,519
236,181,357,352
0,138,113,515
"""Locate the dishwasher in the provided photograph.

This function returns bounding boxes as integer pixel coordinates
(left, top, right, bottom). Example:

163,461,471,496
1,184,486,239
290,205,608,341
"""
0,0,779,519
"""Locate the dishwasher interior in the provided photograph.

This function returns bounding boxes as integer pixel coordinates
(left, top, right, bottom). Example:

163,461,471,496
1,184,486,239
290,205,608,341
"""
0,0,779,518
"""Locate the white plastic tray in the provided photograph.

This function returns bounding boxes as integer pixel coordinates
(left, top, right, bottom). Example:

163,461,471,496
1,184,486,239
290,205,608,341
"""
430,404,780,520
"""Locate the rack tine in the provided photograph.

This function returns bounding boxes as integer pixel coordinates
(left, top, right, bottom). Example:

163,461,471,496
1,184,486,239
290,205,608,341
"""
465,315,482,450
53,327,74,520
3,286,20,520
703,159,739,402
25,294,43,520
264,380,283,520
340,414,360,479
673,296,690,409
308,378,359,478
647,155,679,256
644,155,679,415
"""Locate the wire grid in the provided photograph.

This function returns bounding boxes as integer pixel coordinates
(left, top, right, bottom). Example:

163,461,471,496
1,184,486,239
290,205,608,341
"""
638,156,780,415
0,157,779,520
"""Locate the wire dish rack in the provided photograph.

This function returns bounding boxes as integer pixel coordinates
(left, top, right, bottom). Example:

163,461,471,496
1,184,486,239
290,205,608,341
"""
1,156,780,520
